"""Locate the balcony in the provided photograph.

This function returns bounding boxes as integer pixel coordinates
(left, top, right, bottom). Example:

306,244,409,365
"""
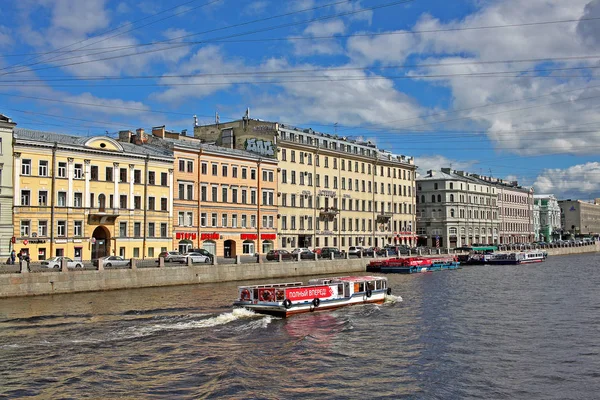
376,212,393,223
88,207,120,225
319,207,339,220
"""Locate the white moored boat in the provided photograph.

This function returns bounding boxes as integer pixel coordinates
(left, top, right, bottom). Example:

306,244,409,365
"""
233,276,391,317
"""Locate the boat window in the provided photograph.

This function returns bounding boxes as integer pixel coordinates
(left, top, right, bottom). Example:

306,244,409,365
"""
367,281,375,290
337,284,343,295
376,280,382,290
253,289,259,299
382,280,387,289
358,282,365,292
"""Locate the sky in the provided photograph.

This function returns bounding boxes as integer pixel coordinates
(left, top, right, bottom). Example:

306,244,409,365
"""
1,0,600,200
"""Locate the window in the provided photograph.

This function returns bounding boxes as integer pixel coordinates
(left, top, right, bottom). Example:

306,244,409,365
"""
21,190,31,206
201,186,207,201
57,192,66,207
134,170,141,184
232,214,238,228
20,220,30,236
58,162,67,178
74,193,83,207
148,197,156,210
179,212,185,226
222,214,228,227
21,159,31,175
74,221,83,237
74,163,83,179
251,190,257,205
38,160,48,176
38,220,48,237
200,213,207,227
160,223,167,237
120,195,128,209
160,198,167,211
222,187,228,203
250,215,256,228
222,165,228,177
232,166,238,178
251,169,256,180
201,163,207,174
241,214,247,228
134,196,141,209
179,160,185,172
211,213,217,227
134,222,141,237
57,221,66,237
282,149,287,161
212,186,218,202
232,188,238,203
212,164,218,176
148,171,155,185
242,168,247,179
187,160,194,173
160,172,168,186
91,165,98,180
148,223,155,237
119,168,127,183
186,212,193,226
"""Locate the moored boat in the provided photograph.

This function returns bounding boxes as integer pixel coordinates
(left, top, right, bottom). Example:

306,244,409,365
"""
233,276,391,317
487,251,547,265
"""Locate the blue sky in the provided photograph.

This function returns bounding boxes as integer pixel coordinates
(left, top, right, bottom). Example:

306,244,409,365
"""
1,0,600,200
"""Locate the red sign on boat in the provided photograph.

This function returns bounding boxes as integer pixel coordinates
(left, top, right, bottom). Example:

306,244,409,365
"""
285,285,335,301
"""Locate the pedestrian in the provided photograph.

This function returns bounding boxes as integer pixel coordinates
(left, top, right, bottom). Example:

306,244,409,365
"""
10,250,16,265
17,251,23,263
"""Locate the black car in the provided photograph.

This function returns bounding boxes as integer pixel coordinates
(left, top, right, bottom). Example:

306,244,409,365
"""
299,250,317,260
319,247,344,259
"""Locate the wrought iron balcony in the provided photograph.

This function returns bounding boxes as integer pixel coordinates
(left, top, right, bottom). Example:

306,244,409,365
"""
376,212,393,222
319,207,339,220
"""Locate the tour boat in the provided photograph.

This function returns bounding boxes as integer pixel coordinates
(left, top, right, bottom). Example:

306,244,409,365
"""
233,276,391,317
487,251,547,265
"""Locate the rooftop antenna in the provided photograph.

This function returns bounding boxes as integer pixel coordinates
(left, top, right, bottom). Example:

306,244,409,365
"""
334,122,338,135
215,111,220,124
193,115,199,127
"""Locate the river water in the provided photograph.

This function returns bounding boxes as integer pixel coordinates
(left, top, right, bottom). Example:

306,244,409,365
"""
1,253,599,399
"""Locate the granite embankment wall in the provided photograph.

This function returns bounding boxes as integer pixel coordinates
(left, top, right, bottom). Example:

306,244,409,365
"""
0,258,368,298
1,243,597,298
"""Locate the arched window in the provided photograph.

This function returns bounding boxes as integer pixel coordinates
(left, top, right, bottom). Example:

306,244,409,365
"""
421,195,425,203
431,195,436,203
437,194,441,202
434,183,438,190
98,194,106,211
450,208,455,217
450,194,454,202
450,182,454,189
449,227,457,235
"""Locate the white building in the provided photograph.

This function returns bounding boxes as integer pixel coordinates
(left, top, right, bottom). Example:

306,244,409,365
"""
533,194,561,242
0,114,15,259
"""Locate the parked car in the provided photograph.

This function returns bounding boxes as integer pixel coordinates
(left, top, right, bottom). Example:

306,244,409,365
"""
180,252,211,264
265,250,295,261
319,247,344,259
158,251,184,263
93,256,130,268
41,256,83,269
347,246,364,257
299,250,317,259
291,247,310,254
363,247,377,257
189,248,214,261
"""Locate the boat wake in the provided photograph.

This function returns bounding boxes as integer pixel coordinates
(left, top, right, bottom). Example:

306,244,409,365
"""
385,294,403,304
117,308,265,339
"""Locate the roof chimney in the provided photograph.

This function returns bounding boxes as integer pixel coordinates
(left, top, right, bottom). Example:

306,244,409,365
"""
441,167,451,174
152,126,166,138
118,130,133,143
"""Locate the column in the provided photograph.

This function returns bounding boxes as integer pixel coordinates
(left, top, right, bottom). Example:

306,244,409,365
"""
113,163,119,209
84,160,91,208
67,157,74,207
13,153,21,205
129,164,135,213
168,168,174,219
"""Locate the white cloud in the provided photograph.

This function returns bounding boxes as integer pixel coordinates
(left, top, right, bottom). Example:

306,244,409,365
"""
533,162,600,199
0,26,13,48
243,1,268,15
413,155,478,177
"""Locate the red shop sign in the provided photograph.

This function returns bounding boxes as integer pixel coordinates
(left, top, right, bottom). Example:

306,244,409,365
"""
241,233,258,240
285,286,335,302
260,233,277,240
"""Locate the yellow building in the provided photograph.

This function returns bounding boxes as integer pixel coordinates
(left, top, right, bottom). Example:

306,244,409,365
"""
13,128,174,261
194,114,417,252
147,126,279,257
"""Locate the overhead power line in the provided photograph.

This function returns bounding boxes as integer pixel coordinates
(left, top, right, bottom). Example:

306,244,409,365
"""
0,0,416,77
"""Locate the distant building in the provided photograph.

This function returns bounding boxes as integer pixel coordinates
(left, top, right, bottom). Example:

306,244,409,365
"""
558,199,600,237
194,113,417,252
533,194,561,241
416,168,500,249
468,174,535,244
0,114,16,259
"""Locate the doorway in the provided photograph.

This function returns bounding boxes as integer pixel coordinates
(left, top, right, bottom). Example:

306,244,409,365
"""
92,226,110,260
224,240,236,258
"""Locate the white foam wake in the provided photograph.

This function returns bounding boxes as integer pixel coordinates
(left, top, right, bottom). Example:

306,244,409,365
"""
385,294,403,304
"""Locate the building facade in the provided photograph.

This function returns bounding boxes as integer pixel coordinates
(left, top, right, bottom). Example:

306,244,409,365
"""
468,174,534,244
416,169,500,249
13,128,174,261
147,126,278,258
533,194,561,242
558,199,600,237
0,114,15,260
194,115,417,252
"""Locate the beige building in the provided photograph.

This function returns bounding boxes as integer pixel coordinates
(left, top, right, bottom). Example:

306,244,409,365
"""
13,128,174,261
559,199,600,236
145,126,278,257
0,114,15,260
194,114,417,252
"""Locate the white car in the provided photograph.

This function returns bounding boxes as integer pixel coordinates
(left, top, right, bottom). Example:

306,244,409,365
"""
291,247,310,254
41,256,84,269
181,252,211,264
93,256,131,268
